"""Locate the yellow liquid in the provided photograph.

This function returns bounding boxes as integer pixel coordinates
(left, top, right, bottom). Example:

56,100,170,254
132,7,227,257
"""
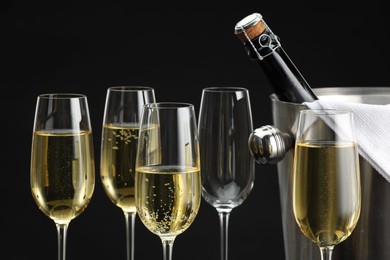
293,141,361,246
31,130,95,225
135,165,201,238
100,124,139,212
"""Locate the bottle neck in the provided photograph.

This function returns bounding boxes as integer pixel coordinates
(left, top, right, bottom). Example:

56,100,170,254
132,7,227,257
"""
235,13,318,103
242,31,318,103
238,21,282,61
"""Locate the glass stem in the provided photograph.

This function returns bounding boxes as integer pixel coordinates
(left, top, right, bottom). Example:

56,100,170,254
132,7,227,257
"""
161,237,175,260
319,246,334,260
124,212,136,260
218,210,231,260
56,223,69,260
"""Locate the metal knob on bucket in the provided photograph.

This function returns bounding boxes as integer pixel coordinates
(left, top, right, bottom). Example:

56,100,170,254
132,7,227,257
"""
248,125,293,165
249,87,390,260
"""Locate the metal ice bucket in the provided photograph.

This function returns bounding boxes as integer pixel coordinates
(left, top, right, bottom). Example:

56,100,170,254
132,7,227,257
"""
249,87,390,260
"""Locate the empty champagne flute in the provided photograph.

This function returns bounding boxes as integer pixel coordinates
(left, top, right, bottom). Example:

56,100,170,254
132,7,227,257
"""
135,102,202,260
198,87,255,260
292,109,361,260
30,93,95,260
100,86,156,260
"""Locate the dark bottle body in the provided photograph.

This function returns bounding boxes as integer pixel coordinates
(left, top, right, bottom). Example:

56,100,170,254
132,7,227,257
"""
235,13,318,103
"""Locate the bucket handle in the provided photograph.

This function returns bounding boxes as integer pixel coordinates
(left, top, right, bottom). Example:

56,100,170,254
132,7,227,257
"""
248,125,293,164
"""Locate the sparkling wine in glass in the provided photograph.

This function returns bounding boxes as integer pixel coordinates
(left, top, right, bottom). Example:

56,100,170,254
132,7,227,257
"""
198,87,255,260
135,102,202,260
30,93,95,260
292,109,361,260
100,86,156,260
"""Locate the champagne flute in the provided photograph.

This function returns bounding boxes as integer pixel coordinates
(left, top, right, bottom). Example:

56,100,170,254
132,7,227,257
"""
197,87,255,260
135,102,201,260
292,109,361,260
100,86,156,260
30,93,95,260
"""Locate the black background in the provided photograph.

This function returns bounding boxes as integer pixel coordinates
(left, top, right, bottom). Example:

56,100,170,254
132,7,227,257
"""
2,1,389,260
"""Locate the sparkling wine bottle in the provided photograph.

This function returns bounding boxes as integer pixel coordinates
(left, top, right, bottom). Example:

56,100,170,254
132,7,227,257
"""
234,12,318,103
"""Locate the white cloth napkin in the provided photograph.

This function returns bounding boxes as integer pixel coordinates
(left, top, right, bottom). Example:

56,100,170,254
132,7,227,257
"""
304,99,390,183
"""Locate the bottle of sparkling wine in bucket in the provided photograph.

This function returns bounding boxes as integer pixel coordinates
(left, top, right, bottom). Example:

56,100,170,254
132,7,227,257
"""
234,12,318,103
